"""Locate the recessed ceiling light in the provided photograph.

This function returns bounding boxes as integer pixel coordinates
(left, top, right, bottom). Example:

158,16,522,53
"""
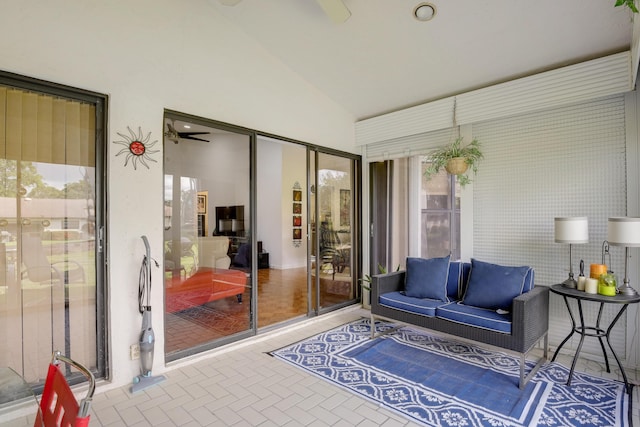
414,2,436,22
183,125,191,129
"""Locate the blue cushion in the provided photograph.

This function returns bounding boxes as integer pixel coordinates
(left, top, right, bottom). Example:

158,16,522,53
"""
446,262,471,300
436,302,512,334
379,291,445,317
446,262,462,299
522,268,535,293
405,255,450,301
460,262,472,295
461,259,533,311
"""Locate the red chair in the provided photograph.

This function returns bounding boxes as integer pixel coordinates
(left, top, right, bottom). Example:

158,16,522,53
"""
34,351,96,427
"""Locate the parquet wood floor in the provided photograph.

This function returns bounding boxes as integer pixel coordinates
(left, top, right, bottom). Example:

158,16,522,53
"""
256,267,308,327
164,267,354,356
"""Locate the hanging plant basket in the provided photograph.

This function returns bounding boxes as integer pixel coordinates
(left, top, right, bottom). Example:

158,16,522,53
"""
423,137,483,188
445,157,468,175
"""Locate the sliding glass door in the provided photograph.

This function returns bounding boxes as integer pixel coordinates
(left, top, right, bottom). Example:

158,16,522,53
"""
163,112,253,361
255,137,308,328
163,112,361,360
0,80,106,390
311,151,357,312
254,139,360,327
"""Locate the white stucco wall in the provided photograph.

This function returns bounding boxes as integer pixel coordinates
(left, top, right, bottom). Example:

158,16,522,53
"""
0,0,356,391
256,139,308,270
256,139,284,268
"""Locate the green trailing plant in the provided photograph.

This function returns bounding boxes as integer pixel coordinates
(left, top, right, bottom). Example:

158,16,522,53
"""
423,137,483,188
359,263,400,292
615,0,638,13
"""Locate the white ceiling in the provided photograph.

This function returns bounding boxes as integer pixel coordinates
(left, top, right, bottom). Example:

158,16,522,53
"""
208,0,634,121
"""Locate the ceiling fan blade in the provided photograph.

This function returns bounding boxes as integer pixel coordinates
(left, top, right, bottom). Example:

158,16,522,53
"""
177,131,210,137
316,0,351,24
178,131,211,142
165,123,211,143
181,136,210,142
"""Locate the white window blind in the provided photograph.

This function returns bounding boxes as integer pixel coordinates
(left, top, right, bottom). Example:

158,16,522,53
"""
357,52,631,147
0,86,96,167
472,95,627,359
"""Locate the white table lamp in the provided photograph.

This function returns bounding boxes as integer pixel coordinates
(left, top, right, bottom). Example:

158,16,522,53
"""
607,217,640,296
555,217,589,288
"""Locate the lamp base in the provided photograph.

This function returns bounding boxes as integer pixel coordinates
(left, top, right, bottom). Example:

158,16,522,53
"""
562,277,577,289
618,285,638,296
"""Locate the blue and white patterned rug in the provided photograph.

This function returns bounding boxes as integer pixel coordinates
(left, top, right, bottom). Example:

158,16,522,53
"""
270,319,630,427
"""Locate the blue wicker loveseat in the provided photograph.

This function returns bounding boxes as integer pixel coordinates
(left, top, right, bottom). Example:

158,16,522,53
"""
370,257,549,389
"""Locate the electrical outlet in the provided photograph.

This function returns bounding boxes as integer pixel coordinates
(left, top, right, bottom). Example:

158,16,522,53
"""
130,343,140,360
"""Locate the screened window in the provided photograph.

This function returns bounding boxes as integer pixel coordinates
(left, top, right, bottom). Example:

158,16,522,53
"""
420,158,460,260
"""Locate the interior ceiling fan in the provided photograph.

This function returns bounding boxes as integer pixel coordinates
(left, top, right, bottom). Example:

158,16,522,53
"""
218,0,351,24
165,122,211,143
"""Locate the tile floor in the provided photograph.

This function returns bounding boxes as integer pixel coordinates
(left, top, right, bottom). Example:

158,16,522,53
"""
3,305,639,426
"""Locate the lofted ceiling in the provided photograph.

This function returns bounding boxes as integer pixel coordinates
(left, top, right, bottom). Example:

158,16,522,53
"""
208,0,634,121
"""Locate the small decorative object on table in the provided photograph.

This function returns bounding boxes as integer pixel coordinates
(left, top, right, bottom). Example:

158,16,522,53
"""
554,217,589,288
576,260,586,290
584,278,598,294
590,263,607,279
598,273,617,296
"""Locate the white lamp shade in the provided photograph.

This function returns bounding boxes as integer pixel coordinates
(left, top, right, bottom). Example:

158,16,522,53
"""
607,217,640,246
554,217,588,243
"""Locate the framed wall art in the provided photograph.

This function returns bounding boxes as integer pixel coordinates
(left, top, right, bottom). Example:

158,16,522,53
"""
292,182,303,247
197,191,208,236
197,192,207,214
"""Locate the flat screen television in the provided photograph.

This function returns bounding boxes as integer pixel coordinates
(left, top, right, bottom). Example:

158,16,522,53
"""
215,205,244,236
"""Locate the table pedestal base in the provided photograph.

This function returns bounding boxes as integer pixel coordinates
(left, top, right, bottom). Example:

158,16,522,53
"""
551,294,632,394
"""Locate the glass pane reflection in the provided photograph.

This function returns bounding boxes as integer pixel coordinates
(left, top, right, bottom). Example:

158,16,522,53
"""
163,118,251,360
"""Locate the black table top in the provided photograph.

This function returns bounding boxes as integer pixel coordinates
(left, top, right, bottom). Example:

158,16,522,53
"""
550,283,640,304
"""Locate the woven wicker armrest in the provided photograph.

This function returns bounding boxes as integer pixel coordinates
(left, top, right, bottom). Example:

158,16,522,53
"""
371,271,405,303
510,285,549,352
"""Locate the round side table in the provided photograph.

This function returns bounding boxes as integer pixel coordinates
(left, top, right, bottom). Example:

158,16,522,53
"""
550,283,640,394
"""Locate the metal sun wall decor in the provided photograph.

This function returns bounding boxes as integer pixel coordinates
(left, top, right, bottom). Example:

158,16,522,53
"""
292,182,302,247
114,126,159,170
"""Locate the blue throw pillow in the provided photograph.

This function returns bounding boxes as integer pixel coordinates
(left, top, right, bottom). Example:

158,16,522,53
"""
446,262,472,300
462,259,533,311
446,262,462,300
404,255,450,301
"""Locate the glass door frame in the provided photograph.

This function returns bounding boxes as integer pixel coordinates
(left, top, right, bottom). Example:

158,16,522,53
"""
163,110,257,362
0,70,108,383
308,147,361,316
162,112,362,361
